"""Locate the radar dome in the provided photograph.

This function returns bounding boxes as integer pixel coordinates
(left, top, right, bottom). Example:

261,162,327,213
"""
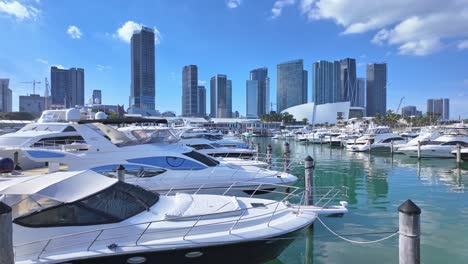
95,111,108,120
66,108,81,122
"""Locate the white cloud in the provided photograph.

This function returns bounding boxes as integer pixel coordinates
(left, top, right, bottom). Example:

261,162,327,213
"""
67,25,82,39
226,0,241,9
458,40,468,50
271,0,295,19
297,0,468,56
97,64,111,72
0,0,39,20
52,64,65,69
35,58,48,64
114,21,161,44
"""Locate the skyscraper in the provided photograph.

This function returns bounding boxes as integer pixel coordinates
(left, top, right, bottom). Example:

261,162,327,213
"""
402,106,417,117
340,58,357,106
130,27,155,110
277,60,308,112
19,94,45,114
197,86,206,117
312,60,340,105
226,80,232,118
366,63,387,116
427,98,450,120
210,74,232,118
246,80,259,118
51,66,85,108
182,65,198,117
356,77,366,108
92,89,102,104
249,67,269,115
0,79,12,112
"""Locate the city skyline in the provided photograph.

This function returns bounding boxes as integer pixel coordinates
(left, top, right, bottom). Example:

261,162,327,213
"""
0,1,467,118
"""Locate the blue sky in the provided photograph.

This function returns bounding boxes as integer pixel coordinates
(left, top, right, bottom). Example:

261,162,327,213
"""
1,0,467,118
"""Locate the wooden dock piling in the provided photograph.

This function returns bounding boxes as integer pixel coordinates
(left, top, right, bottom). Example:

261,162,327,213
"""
0,202,14,264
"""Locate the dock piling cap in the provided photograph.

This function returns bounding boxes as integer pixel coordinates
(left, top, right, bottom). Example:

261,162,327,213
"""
398,199,421,215
116,165,125,171
0,202,12,215
305,155,314,162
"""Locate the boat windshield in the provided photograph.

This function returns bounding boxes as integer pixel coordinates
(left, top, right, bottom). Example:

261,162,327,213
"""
14,182,159,227
18,124,69,132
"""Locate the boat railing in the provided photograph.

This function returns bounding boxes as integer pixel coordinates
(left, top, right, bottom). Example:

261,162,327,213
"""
13,183,347,260
29,139,89,151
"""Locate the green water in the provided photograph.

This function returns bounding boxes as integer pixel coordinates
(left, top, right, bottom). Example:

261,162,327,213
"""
252,138,468,264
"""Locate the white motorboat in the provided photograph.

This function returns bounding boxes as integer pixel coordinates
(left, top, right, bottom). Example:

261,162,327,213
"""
0,109,87,170
0,169,347,264
393,128,442,153
21,123,298,197
399,133,468,158
346,127,406,152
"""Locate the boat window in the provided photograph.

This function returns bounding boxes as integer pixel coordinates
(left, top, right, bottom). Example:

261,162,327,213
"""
441,141,468,146
92,164,167,178
127,156,207,170
382,137,405,143
14,182,159,227
31,136,86,147
189,144,214,150
62,126,77,132
183,151,219,167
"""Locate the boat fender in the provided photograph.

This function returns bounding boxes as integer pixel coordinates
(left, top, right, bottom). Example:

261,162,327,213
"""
0,157,14,173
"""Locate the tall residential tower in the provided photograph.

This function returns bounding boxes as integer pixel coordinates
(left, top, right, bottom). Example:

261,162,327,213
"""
366,63,387,116
182,65,198,116
50,66,85,108
277,60,307,112
130,27,155,110
210,74,232,118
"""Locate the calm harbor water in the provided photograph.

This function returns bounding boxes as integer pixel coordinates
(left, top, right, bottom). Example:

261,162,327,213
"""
252,138,468,264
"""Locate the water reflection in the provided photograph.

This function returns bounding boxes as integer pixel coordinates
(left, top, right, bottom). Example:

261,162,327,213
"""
253,137,468,264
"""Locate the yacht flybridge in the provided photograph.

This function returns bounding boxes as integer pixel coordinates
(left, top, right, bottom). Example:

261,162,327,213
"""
0,169,348,264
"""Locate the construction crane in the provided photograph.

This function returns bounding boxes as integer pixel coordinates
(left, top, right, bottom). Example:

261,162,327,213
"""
20,80,41,95
396,97,405,114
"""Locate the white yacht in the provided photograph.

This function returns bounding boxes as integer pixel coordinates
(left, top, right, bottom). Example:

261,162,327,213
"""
398,133,468,158
452,147,468,161
346,126,406,152
0,109,87,170
393,128,442,153
22,122,298,197
0,169,347,264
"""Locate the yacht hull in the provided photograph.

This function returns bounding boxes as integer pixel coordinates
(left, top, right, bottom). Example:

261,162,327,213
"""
22,226,307,264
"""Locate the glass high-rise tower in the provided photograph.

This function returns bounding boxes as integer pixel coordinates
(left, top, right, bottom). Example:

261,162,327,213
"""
248,67,269,116
210,74,232,118
276,60,308,112
366,63,387,116
182,65,198,117
51,66,84,108
312,60,340,105
130,27,155,110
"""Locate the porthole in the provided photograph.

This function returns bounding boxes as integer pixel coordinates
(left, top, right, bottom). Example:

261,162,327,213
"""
127,256,146,264
185,251,203,258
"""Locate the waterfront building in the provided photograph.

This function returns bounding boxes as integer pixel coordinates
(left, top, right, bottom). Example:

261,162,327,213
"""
210,74,232,118
401,106,417,117
366,63,387,116
312,60,340,105
281,102,358,125
19,94,46,114
182,65,198,117
130,26,155,110
92,89,102,104
51,66,85,108
277,60,308,112
0,79,12,112
340,58,358,106
197,86,206,117
246,80,259,118
427,98,450,120
249,67,269,115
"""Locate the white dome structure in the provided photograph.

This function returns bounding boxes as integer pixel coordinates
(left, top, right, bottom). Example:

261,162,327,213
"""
94,111,108,120
281,102,358,125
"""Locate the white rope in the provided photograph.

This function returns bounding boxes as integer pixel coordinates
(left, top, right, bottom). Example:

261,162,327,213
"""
316,217,399,244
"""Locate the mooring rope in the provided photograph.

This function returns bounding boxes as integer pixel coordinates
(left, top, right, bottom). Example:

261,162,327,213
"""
316,217,399,244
